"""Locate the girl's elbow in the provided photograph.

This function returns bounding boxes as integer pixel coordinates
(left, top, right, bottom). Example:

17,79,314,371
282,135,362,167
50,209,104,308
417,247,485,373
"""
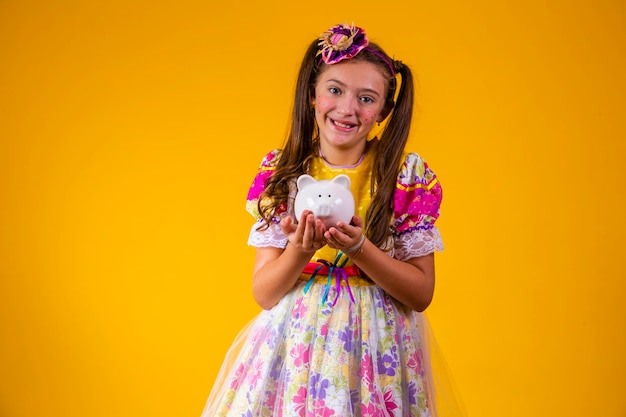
413,297,432,312
252,281,281,310
412,289,434,312
252,288,276,310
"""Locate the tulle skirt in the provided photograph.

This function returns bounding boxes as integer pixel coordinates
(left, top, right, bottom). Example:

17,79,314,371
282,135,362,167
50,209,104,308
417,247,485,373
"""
201,276,458,417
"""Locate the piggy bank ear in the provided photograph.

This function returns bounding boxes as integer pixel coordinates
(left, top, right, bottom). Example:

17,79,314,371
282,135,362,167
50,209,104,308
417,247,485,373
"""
331,174,351,190
296,174,316,191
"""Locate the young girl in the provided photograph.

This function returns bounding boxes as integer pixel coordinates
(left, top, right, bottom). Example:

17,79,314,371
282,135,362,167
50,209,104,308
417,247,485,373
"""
202,23,448,416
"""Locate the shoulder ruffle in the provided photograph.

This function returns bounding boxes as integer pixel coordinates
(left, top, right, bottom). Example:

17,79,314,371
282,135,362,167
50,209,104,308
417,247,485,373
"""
246,149,289,248
392,153,443,259
245,149,282,221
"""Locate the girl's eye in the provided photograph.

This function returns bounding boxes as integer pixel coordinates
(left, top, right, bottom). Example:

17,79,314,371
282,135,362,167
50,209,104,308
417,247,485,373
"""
329,87,341,95
360,96,374,104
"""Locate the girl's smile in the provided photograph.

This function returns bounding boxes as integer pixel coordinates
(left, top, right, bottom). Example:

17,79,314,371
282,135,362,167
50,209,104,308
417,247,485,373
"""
313,60,388,165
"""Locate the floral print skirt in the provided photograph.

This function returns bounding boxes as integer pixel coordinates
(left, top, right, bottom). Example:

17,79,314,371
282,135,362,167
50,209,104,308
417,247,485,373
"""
201,277,437,417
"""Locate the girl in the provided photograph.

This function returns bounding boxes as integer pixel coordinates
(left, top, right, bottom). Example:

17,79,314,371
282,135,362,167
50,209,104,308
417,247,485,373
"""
202,23,448,416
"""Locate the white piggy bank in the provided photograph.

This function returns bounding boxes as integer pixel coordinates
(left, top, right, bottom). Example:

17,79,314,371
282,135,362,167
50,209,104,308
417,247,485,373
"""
294,174,355,228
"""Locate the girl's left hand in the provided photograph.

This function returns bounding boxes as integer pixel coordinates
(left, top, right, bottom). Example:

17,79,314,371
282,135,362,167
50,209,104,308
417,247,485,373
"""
324,215,363,252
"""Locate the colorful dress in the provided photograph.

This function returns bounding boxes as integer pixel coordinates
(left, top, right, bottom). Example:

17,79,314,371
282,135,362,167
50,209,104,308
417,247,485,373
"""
201,148,444,417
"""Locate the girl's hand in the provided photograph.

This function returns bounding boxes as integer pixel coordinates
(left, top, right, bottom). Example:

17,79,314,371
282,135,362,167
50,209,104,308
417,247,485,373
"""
280,210,327,253
324,215,364,253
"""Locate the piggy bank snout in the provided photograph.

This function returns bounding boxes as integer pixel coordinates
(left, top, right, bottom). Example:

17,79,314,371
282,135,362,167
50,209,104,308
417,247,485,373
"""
315,203,332,217
309,194,351,225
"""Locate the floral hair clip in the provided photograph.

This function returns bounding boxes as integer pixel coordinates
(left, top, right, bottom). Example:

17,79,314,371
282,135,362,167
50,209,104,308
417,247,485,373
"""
317,23,396,76
317,24,369,65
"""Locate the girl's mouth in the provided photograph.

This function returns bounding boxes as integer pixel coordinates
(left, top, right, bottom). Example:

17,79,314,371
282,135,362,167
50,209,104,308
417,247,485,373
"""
331,119,356,129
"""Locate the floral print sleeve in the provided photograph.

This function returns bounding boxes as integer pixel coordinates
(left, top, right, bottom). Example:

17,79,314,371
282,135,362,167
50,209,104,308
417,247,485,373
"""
246,149,289,248
392,153,444,260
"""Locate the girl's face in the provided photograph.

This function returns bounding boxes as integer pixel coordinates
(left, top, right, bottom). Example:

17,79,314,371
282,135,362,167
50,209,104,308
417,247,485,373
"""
313,60,388,156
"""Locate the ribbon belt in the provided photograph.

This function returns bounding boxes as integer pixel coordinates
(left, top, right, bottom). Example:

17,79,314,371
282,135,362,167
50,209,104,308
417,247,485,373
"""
303,251,357,306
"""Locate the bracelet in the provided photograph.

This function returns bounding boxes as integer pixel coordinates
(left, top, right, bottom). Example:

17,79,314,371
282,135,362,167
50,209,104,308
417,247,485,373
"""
343,234,365,257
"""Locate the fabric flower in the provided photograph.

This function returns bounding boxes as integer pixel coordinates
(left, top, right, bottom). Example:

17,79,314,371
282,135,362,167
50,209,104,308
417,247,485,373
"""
292,386,308,417
317,23,369,65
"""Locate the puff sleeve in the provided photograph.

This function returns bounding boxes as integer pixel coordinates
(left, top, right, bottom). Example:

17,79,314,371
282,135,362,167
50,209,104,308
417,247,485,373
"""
245,149,290,248
391,153,444,261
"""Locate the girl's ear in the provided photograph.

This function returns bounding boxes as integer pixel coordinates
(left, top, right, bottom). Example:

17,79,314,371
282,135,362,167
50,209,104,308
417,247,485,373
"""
309,86,317,106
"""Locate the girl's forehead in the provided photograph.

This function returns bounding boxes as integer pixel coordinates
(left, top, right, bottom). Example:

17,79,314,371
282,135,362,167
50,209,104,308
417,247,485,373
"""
316,61,388,89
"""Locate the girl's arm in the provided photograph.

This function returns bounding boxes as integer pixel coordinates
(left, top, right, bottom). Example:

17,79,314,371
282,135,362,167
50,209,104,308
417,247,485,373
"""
325,216,435,312
349,238,435,312
252,211,326,310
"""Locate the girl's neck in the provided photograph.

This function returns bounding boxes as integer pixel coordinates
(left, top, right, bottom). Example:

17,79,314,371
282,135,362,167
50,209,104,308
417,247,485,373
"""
318,141,371,167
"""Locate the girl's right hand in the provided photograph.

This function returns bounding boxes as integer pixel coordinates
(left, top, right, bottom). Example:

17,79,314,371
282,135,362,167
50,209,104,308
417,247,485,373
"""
280,210,327,253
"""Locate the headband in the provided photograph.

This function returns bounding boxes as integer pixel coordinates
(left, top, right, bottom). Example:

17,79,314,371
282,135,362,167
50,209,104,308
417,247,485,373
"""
317,24,396,76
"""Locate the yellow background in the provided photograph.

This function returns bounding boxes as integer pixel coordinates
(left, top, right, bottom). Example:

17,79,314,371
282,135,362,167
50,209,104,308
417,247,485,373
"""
1,1,625,416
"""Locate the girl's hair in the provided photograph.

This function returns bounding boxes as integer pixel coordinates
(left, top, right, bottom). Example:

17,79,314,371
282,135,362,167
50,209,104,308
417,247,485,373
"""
258,36,415,250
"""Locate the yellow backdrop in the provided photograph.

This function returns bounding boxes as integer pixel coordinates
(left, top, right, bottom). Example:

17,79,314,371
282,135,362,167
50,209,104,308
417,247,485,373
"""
1,1,625,416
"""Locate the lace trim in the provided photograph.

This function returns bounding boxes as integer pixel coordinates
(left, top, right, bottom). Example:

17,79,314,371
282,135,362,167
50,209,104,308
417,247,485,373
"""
247,221,288,248
248,222,442,258
393,226,443,261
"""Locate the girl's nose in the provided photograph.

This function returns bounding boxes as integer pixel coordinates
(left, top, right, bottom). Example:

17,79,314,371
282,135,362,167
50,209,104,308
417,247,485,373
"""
336,95,357,115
